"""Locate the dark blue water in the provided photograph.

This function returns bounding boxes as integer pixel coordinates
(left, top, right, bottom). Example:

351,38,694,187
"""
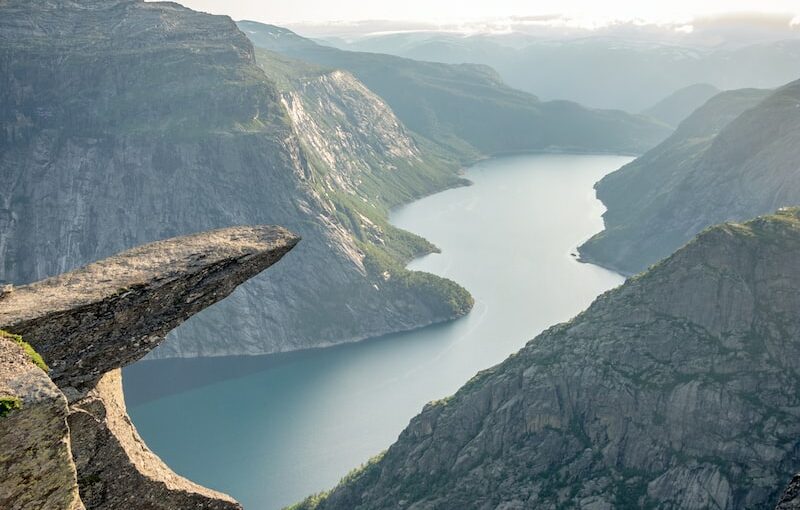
124,154,630,509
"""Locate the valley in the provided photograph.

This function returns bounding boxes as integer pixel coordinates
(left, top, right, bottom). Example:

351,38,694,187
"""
123,154,628,509
2,1,800,509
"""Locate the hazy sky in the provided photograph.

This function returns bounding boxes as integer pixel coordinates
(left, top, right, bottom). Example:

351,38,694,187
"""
178,0,800,25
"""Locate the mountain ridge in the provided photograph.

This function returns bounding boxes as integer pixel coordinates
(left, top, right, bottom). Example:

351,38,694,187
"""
578,84,790,275
642,83,722,127
293,208,800,510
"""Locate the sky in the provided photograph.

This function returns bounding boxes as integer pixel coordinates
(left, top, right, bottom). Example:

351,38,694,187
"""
177,0,800,25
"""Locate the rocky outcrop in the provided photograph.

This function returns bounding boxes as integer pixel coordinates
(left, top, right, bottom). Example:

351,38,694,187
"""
0,226,298,393
578,80,800,275
0,225,297,509
0,332,83,510
778,474,800,509
298,209,800,510
0,0,471,360
69,370,239,510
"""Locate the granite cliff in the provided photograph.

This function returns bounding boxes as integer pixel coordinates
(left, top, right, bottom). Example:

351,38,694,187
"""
0,225,297,510
293,209,800,509
580,80,800,275
0,0,471,358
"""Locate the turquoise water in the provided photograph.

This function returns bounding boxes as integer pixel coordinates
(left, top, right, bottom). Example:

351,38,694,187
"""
124,154,630,509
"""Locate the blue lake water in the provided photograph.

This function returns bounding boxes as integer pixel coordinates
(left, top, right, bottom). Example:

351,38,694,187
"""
124,153,630,509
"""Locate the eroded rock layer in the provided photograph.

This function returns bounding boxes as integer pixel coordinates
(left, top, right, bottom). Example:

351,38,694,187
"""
69,370,239,510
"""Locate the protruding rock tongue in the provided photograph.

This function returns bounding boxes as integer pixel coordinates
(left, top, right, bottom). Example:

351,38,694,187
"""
0,225,299,510
0,225,299,396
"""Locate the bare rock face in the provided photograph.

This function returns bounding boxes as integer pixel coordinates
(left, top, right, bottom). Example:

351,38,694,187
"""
0,333,83,510
0,225,298,509
69,370,239,510
777,474,800,509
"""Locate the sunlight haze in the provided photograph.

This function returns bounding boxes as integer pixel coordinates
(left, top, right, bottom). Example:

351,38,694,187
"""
176,0,800,25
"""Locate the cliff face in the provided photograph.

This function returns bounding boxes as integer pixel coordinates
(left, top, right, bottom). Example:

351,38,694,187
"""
0,0,471,358
579,80,800,275
298,209,800,510
0,225,297,510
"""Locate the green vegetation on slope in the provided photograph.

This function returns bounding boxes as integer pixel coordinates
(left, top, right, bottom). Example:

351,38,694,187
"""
285,452,386,510
0,330,48,372
273,68,474,318
0,396,22,418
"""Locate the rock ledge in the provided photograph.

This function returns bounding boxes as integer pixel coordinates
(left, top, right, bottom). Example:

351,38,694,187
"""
0,225,298,510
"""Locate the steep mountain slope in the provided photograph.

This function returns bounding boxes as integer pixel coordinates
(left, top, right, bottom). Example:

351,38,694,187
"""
578,85,789,274
642,83,722,127
238,21,670,156
295,208,800,510
0,0,471,358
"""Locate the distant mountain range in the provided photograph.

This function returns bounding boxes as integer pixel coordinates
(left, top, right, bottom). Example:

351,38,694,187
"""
1,1,665,359
642,83,722,127
238,20,670,156
580,80,800,275
325,31,800,112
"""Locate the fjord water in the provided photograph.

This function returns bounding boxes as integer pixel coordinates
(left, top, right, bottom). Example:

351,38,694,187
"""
124,154,630,509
